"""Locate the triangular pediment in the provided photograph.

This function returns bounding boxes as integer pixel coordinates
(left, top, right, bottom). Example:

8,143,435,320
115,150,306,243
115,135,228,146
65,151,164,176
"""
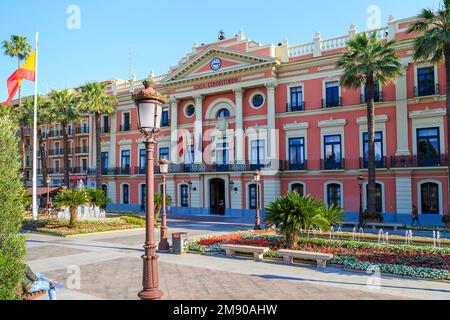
161,47,275,83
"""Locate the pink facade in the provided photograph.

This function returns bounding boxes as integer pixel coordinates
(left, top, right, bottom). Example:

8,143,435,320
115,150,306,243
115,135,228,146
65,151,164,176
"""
32,16,449,225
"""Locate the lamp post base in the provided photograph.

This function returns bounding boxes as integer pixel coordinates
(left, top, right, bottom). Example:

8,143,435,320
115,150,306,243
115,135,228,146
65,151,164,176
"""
138,289,164,301
158,238,170,252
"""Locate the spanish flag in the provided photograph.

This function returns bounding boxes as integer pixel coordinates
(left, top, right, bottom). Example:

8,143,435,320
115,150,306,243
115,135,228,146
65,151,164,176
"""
2,50,37,107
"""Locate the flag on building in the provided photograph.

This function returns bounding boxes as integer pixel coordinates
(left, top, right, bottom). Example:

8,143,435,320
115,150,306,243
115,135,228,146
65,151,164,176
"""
178,135,184,158
2,50,37,107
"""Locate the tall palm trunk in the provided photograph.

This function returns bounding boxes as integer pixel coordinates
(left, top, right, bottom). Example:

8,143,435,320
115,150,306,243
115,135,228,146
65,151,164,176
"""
69,206,78,229
445,46,450,216
95,112,102,190
62,123,70,187
366,75,377,220
38,127,49,187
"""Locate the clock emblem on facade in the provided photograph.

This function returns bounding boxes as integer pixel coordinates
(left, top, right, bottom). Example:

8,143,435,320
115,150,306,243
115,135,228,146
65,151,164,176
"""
210,57,222,71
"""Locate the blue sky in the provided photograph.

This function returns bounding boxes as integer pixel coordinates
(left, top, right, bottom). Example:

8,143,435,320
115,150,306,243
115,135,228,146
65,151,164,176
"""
0,0,442,101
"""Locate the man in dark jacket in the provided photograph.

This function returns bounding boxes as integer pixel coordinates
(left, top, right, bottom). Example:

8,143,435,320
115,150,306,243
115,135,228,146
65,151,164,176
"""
22,265,57,300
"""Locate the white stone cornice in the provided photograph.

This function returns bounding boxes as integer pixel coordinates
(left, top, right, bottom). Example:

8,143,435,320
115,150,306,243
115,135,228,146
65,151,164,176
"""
356,114,389,125
169,96,179,104
118,139,133,146
194,94,204,102
409,107,446,119
318,118,347,128
283,122,309,131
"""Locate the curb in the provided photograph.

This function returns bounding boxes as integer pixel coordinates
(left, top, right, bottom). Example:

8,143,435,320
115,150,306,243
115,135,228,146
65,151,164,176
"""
24,227,145,238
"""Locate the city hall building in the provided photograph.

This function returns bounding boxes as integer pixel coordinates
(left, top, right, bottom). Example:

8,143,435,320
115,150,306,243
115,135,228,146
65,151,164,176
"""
29,15,448,225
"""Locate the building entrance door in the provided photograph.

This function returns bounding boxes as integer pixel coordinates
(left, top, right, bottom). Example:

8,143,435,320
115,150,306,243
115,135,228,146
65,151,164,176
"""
210,178,225,215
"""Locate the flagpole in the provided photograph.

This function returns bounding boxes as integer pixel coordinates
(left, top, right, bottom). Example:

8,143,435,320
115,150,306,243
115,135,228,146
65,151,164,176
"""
32,32,39,220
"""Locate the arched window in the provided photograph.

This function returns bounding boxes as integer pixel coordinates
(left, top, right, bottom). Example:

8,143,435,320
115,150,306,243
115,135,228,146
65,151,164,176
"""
291,183,304,197
327,183,341,207
217,108,230,118
122,184,129,204
421,182,439,214
180,185,189,207
102,184,108,196
366,183,383,213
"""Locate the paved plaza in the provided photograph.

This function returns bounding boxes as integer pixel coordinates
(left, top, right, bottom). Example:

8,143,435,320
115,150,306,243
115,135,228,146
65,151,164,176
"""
25,216,450,300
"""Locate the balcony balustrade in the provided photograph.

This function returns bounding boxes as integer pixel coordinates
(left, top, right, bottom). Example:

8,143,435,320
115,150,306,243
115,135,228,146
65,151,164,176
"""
75,126,90,135
390,154,448,168
359,157,387,169
414,84,440,97
321,158,345,170
322,97,342,108
360,91,384,104
279,160,307,171
286,102,305,112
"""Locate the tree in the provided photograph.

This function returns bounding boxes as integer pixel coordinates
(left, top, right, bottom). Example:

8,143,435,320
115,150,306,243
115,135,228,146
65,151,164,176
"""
154,192,172,222
78,82,117,190
264,193,331,249
0,115,26,300
2,35,32,169
85,188,111,209
23,96,52,187
407,0,450,215
54,189,88,228
49,90,81,187
336,31,402,225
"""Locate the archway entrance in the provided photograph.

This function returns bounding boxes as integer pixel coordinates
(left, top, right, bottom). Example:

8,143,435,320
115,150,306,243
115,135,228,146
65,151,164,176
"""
210,178,226,215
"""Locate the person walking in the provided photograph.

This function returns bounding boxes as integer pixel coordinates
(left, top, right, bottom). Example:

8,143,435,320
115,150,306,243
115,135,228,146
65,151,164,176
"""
411,205,420,226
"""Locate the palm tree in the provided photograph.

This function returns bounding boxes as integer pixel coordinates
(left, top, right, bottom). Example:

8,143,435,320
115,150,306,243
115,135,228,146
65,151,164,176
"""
23,96,52,187
264,193,331,249
54,189,88,228
49,90,81,187
407,0,450,214
2,35,32,168
336,32,402,225
78,82,117,190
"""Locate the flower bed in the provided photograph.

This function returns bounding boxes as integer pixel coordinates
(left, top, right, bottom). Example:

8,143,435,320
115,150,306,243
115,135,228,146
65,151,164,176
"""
23,217,145,236
186,232,450,280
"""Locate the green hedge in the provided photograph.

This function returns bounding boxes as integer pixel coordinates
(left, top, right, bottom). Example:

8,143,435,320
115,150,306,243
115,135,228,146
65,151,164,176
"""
0,116,26,300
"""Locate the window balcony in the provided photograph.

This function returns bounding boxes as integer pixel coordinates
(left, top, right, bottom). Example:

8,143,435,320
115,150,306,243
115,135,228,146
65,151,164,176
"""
322,97,342,108
75,126,90,135
359,157,387,169
321,159,345,170
75,147,89,154
280,160,307,171
414,84,440,97
48,149,64,156
390,154,448,168
48,130,63,138
120,124,131,132
286,102,305,112
102,126,110,134
360,92,384,104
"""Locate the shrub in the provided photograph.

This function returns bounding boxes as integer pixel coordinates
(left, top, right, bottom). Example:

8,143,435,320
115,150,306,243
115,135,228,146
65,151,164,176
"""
264,193,330,249
54,189,88,228
318,204,345,227
121,216,145,227
85,188,111,208
0,116,26,300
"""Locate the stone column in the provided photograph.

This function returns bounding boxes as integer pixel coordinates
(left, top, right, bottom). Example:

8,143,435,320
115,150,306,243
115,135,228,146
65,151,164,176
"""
194,95,204,164
234,88,245,163
266,81,279,170
170,97,179,164
263,178,281,208
395,65,410,156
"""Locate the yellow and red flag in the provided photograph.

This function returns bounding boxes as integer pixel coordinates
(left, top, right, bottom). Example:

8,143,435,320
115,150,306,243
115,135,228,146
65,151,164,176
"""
2,50,37,107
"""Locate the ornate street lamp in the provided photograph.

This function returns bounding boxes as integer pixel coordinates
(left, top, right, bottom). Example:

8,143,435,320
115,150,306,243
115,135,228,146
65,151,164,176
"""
133,80,166,301
254,170,262,231
357,175,365,228
46,176,51,216
158,156,170,252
